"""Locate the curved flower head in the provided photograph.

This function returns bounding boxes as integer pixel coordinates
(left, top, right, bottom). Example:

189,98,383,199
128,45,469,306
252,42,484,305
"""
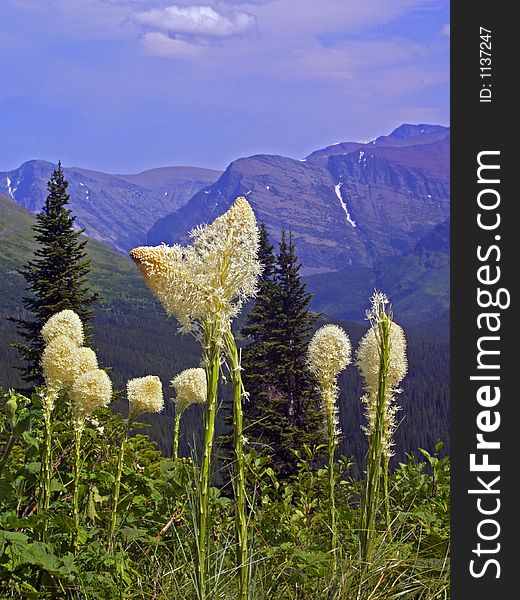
127,376,164,417
129,244,190,322
76,347,99,377
42,309,84,347
171,367,207,414
308,324,352,388
41,335,81,391
71,369,112,417
130,197,261,334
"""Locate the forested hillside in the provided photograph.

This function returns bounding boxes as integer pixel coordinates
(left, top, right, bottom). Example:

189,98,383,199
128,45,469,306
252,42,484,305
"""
1,194,448,466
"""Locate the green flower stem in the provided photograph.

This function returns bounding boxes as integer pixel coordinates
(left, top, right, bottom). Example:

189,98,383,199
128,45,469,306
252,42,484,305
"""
197,325,221,600
360,315,391,562
108,420,130,553
38,397,54,541
173,409,182,460
382,454,391,534
225,330,248,600
72,416,85,551
324,387,338,573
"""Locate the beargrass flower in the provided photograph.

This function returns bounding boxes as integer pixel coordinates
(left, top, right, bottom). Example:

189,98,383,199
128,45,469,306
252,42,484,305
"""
356,292,407,457
171,368,207,413
108,375,163,551
308,324,352,388
308,324,352,440
130,197,261,335
42,309,84,347
41,334,81,391
127,376,164,417
71,369,112,417
131,198,260,598
357,324,407,397
307,324,351,571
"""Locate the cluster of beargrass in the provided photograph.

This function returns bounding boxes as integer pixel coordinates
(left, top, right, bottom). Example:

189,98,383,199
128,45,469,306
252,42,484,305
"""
0,198,449,599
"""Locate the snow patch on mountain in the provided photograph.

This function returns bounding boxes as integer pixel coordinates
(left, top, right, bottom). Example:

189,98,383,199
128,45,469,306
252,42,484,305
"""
6,177,17,199
334,183,356,228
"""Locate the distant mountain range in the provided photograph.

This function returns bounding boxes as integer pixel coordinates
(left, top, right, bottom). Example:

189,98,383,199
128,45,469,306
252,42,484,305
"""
0,161,220,253
0,123,449,323
148,124,449,275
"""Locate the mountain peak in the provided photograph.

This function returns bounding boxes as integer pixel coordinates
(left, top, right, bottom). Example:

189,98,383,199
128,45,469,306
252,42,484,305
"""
375,124,448,144
306,123,449,161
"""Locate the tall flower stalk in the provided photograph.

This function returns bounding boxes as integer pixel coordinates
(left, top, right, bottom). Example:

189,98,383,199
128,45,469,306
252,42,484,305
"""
172,412,182,461
38,389,56,540
224,328,248,600
108,376,163,553
197,327,221,597
71,415,84,548
70,368,112,550
356,293,407,562
307,324,351,571
108,422,129,555
130,197,260,600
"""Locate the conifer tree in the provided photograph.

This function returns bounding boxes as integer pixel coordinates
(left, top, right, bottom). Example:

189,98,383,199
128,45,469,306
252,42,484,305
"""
11,162,99,384
241,227,322,476
241,223,289,461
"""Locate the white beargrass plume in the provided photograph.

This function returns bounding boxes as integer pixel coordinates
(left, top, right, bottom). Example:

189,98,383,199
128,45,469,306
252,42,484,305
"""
69,368,112,549
308,324,352,440
71,369,112,418
171,368,207,460
40,310,99,548
172,367,207,413
307,324,351,571
130,196,261,336
356,291,408,561
357,293,407,458
127,376,164,417
41,335,81,394
130,198,260,600
41,309,84,347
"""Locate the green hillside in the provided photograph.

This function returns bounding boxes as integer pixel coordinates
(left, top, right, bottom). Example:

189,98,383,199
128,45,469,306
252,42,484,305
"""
0,195,449,463
304,219,450,324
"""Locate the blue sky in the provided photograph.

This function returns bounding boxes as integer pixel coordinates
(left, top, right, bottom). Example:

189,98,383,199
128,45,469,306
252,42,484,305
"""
0,0,449,173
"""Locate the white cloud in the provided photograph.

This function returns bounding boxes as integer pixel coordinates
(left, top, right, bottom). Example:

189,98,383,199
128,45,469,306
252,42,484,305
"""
442,23,450,37
132,5,256,38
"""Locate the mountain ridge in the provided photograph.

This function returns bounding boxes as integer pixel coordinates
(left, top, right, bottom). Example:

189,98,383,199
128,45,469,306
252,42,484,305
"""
147,124,450,276
0,161,220,254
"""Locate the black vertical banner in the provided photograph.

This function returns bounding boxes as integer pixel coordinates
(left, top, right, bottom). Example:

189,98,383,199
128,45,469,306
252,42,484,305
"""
452,2,514,598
